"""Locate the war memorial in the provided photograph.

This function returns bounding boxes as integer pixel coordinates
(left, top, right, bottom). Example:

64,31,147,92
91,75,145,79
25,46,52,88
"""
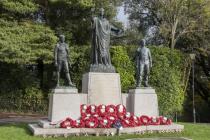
28,8,184,137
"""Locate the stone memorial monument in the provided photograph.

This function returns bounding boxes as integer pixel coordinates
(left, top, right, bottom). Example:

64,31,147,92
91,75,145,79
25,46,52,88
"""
28,11,183,137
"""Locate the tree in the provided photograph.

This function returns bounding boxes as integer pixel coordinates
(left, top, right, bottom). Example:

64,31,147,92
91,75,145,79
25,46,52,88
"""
0,0,38,16
0,20,57,64
0,0,57,95
0,0,57,64
44,0,123,45
124,0,210,49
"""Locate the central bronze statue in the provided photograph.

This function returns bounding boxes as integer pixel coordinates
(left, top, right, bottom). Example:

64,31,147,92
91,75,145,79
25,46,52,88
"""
90,8,123,73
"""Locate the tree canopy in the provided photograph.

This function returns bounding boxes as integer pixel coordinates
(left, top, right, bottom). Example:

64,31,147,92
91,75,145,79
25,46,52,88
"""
0,0,123,64
0,0,38,15
124,0,210,49
0,19,57,64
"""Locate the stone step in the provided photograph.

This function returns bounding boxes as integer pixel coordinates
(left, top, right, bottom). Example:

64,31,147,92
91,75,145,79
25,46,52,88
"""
28,123,184,137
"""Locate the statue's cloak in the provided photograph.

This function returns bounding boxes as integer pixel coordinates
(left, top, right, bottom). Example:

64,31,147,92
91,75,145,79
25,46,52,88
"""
91,17,111,65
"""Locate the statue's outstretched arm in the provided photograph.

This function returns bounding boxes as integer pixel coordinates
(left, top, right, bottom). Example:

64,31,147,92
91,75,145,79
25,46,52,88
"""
110,24,124,37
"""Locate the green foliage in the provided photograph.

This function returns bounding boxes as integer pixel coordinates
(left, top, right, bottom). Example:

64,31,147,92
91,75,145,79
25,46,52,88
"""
124,0,210,49
0,87,48,113
47,0,122,45
70,45,91,89
111,45,187,116
0,63,39,93
47,0,93,45
0,19,57,64
0,62,48,114
111,46,135,91
0,0,38,15
149,46,187,116
49,0,94,7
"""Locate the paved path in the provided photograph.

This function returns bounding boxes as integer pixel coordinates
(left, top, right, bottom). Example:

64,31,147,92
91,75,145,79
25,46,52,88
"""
0,112,46,124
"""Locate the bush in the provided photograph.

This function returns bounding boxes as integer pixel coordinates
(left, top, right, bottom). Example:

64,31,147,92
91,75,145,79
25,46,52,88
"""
70,45,91,90
149,46,188,116
111,45,188,116
0,87,48,113
111,46,135,91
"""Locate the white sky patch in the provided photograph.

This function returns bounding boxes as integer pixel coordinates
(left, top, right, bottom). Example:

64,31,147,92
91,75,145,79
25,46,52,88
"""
116,6,129,28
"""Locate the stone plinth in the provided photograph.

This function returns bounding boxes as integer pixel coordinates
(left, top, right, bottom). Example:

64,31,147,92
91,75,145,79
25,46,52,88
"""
52,87,78,94
129,87,156,94
129,88,159,116
82,72,122,105
48,92,87,122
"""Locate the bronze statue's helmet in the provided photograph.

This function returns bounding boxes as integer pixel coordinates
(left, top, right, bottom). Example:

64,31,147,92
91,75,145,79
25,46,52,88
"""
139,39,146,47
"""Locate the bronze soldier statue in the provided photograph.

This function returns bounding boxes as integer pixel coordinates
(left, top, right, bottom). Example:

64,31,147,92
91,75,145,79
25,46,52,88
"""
54,35,74,87
136,39,152,87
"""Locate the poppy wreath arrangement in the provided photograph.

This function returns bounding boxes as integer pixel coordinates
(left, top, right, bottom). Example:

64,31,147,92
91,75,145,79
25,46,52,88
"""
60,104,172,128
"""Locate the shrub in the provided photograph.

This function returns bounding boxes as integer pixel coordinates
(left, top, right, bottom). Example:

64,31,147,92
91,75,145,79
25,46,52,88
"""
149,46,188,116
111,45,188,116
0,87,48,113
111,46,135,91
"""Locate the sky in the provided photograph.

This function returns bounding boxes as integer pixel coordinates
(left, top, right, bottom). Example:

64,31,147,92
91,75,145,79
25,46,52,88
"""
116,6,129,28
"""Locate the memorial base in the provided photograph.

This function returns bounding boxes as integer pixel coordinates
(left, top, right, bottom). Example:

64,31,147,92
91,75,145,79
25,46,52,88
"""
90,64,115,73
129,88,159,116
28,123,184,136
48,88,86,122
28,75,184,137
82,72,122,105
52,87,78,94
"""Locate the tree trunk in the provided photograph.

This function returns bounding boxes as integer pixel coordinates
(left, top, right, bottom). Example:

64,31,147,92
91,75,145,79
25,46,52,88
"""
170,19,179,49
37,58,44,89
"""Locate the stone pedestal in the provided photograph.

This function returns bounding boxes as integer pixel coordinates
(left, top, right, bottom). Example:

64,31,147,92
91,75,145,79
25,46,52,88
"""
82,72,122,105
129,88,159,116
48,88,86,123
52,87,78,94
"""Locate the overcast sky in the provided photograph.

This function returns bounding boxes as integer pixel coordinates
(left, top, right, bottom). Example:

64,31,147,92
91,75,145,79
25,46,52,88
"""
116,6,129,28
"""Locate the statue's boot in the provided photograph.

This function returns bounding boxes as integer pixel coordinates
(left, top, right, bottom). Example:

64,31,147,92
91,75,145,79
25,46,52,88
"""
66,73,75,87
144,76,149,87
136,76,142,87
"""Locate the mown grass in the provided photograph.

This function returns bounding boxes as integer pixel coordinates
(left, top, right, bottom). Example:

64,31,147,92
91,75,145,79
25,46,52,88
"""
0,123,210,140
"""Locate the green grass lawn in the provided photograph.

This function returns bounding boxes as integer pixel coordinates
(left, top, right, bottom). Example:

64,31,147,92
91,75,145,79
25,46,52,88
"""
0,123,210,140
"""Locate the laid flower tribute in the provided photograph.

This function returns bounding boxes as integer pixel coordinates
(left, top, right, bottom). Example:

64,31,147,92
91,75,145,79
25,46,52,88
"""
60,104,172,129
